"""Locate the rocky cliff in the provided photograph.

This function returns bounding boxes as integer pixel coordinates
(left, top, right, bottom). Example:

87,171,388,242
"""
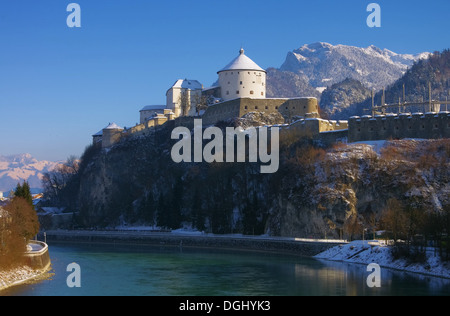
51,122,450,239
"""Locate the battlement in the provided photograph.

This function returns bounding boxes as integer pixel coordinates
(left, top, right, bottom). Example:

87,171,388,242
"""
348,111,450,142
201,97,319,126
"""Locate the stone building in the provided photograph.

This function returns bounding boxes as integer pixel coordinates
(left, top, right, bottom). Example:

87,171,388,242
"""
93,48,348,148
139,105,166,124
217,48,267,101
166,79,203,117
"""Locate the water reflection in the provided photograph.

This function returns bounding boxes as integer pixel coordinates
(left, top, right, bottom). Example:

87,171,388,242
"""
2,243,450,296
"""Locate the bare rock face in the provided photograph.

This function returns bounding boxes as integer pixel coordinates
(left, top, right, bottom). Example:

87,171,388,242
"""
61,120,449,239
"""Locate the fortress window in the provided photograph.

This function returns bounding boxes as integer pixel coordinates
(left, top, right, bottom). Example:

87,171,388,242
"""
434,124,438,129
240,81,243,85
248,72,250,74
228,81,230,84
244,106,248,110
422,125,425,129
265,106,268,110
226,91,229,95
275,106,278,109
304,106,306,109
255,106,258,110
250,90,254,95
357,128,361,132
236,91,240,94
261,92,264,96
292,106,295,110
253,81,256,83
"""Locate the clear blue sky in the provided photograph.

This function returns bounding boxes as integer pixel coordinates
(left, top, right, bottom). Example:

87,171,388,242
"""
1,0,449,161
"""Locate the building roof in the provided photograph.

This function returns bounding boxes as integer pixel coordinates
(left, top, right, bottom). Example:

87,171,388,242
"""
140,105,166,112
104,122,123,130
171,79,203,90
93,122,123,136
218,48,266,73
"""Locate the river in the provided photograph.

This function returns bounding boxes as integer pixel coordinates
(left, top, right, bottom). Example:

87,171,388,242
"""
3,242,450,296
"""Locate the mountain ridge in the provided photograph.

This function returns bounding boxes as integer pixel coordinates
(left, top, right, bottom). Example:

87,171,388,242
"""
266,42,430,100
0,153,60,193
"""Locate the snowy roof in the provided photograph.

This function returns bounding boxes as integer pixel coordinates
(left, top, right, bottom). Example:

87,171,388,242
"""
92,129,103,137
218,48,266,73
104,122,123,130
93,122,124,136
171,79,203,90
140,105,166,112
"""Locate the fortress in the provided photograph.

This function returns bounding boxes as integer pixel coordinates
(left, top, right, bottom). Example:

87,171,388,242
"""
93,48,450,148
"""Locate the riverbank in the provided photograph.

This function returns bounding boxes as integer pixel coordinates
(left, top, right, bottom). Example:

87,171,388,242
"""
0,241,52,293
0,266,47,292
315,240,450,279
38,229,347,257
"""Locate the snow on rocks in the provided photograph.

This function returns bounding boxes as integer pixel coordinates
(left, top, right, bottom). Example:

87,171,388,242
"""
315,240,450,279
0,266,43,292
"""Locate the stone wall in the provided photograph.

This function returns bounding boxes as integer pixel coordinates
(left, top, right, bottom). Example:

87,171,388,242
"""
38,230,345,257
348,111,450,143
201,97,319,126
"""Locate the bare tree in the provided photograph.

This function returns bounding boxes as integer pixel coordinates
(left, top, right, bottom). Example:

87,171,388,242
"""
42,156,80,205
192,93,209,116
178,90,190,116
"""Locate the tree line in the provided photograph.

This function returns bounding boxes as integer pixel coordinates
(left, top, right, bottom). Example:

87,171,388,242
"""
0,182,40,269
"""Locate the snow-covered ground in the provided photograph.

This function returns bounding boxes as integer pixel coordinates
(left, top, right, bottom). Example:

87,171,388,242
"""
0,266,44,292
315,240,450,279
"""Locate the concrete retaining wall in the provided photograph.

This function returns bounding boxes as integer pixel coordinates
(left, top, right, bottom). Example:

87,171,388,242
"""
38,230,346,257
24,241,51,271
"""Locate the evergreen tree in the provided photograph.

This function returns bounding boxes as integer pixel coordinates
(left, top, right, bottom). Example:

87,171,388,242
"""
14,181,34,210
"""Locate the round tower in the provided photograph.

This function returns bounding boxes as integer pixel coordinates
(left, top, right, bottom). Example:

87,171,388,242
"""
218,48,266,101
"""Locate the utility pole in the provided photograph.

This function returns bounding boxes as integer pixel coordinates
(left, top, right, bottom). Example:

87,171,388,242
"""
371,89,374,116
429,82,432,112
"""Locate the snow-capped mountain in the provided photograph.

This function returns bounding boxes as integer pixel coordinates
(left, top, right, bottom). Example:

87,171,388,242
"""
0,154,60,193
278,42,430,91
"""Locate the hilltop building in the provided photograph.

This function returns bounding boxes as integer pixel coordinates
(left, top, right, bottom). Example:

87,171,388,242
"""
166,79,203,117
140,105,166,124
217,48,267,101
94,48,348,147
92,48,448,148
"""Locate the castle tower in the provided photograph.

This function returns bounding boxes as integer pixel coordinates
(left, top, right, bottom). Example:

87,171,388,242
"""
218,48,266,101
102,122,124,148
166,79,203,117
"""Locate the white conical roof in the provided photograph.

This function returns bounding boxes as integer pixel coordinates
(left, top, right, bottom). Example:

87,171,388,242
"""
218,48,266,73
104,122,123,130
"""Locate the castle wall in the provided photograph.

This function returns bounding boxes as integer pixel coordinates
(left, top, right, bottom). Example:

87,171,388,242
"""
288,118,349,144
201,97,320,126
348,112,450,143
102,128,124,148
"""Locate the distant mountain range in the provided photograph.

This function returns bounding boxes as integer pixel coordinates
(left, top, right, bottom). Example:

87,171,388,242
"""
0,154,60,194
267,42,433,118
270,42,430,91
